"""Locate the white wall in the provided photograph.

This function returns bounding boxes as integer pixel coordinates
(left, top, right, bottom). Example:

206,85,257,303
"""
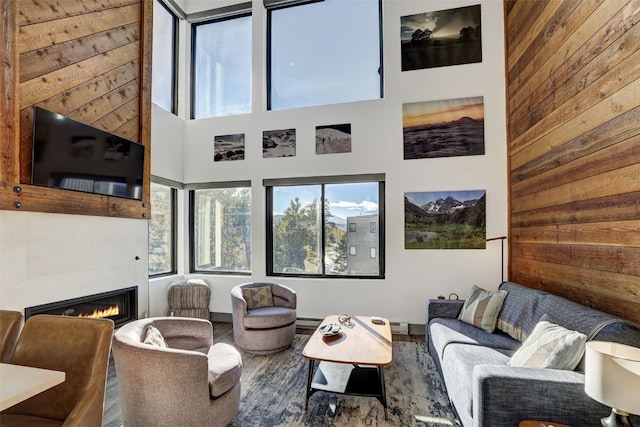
0,210,150,317
149,0,507,325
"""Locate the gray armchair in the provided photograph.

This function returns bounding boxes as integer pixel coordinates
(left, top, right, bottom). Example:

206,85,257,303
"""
231,282,297,355
112,317,242,427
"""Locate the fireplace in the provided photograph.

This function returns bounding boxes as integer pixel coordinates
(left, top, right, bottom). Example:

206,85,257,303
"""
25,287,138,328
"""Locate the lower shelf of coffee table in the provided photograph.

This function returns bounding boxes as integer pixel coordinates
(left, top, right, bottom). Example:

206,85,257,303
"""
310,361,383,397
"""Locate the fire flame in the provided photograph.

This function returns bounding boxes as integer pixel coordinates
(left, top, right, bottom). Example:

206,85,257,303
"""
77,305,120,319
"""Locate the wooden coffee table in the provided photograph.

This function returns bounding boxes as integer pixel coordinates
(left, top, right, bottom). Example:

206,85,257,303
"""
302,315,392,420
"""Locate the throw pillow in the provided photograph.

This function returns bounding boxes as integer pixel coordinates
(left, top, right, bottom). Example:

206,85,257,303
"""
243,285,274,310
458,285,508,333
507,316,587,370
143,325,168,348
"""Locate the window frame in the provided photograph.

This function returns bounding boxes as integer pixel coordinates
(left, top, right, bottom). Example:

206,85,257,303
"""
265,0,384,111
265,174,385,279
148,179,178,278
152,0,179,114
188,181,252,275
189,5,252,120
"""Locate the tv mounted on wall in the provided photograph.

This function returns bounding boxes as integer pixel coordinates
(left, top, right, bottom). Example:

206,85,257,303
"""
31,106,145,200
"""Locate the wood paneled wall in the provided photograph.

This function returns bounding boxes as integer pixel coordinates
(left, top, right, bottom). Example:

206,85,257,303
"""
505,0,640,323
0,0,152,219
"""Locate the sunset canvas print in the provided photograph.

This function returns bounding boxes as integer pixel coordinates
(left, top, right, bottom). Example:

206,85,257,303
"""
403,96,484,160
401,4,482,71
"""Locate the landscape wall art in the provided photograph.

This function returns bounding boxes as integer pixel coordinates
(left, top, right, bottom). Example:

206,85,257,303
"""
263,128,296,158
405,190,486,249
214,133,245,162
403,96,484,160
316,123,352,155
401,4,482,71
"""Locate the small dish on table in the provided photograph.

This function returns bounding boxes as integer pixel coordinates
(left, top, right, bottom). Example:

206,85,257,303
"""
319,323,341,337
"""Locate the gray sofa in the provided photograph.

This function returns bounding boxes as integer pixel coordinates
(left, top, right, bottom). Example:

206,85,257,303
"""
426,281,640,427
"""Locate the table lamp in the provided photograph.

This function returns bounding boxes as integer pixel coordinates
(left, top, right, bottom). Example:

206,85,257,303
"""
585,341,640,427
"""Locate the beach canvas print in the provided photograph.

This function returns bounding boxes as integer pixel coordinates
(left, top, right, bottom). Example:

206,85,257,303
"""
401,4,482,71
214,133,245,162
403,96,484,160
405,190,486,249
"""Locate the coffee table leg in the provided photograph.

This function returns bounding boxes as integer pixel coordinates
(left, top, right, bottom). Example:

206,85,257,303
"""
379,366,388,421
305,359,314,410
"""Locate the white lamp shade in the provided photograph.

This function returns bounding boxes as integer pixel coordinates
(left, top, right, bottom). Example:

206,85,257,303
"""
585,341,640,415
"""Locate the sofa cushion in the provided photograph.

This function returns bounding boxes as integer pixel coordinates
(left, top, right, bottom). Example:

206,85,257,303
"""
441,343,512,427
243,285,274,310
243,306,296,329
143,325,168,348
429,318,520,362
508,317,586,370
458,285,508,333
207,343,243,397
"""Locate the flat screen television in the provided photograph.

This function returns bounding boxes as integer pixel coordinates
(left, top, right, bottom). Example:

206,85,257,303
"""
31,106,145,200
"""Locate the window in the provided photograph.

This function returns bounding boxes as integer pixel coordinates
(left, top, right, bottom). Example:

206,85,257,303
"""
266,175,384,278
149,182,177,276
192,12,252,119
267,0,382,110
190,184,251,274
152,0,178,113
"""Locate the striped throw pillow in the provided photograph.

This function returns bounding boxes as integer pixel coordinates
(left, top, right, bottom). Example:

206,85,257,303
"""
458,285,508,333
507,316,587,370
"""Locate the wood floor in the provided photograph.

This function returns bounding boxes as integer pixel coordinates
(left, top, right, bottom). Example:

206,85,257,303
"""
102,321,424,426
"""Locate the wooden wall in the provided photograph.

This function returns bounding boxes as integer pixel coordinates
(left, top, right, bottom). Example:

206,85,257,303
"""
505,0,640,323
0,0,152,219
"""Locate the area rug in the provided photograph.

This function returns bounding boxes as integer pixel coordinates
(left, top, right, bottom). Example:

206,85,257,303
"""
103,334,459,427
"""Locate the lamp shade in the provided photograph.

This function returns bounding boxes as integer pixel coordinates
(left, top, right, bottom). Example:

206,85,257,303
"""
585,341,640,415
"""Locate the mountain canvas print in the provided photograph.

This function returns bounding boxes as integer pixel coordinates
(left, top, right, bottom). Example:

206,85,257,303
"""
404,190,486,249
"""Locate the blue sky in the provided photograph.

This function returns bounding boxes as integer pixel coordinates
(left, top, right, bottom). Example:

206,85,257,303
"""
273,183,379,220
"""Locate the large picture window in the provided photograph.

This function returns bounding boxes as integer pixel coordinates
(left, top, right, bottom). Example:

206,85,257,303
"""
192,12,252,119
267,0,383,110
149,182,177,276
190,184,251,274
152,0,178,113
265,175,384,278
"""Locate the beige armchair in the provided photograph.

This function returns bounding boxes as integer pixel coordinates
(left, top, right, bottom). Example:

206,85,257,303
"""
0,315,114,427
0,310,23,362
231,282,297,355
112,317,242,427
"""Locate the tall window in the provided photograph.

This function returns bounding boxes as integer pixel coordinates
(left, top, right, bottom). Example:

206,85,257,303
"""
192,13,252,119
152,0,178,113
190,184,251,274
267,0,382,110
149,182,177,276
266,175,384,278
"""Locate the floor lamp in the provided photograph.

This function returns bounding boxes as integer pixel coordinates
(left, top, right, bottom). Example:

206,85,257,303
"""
486,236,507,283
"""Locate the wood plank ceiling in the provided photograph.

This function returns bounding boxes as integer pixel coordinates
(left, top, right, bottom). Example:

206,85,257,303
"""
505,0,640,323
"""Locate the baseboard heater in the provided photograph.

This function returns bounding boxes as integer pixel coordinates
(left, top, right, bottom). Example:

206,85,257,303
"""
296,317,409,335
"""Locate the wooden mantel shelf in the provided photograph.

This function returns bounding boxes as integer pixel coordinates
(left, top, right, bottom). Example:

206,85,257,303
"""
0,181,150,220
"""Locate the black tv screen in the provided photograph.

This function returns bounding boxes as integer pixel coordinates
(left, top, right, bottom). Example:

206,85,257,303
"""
31,107,145,200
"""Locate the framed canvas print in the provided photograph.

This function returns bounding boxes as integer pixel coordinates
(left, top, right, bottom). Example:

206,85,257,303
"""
401,4,482,71
263,128,296,158
403,96,484,160
316,123,351,155
404,190,486,249
214,133,245,162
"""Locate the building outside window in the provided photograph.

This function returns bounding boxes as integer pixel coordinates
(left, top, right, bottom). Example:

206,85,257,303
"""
190,184,251,274
266,175,384,278
267,0,382,110
149,182,177,276
152,0,178,113
192,12,252,119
